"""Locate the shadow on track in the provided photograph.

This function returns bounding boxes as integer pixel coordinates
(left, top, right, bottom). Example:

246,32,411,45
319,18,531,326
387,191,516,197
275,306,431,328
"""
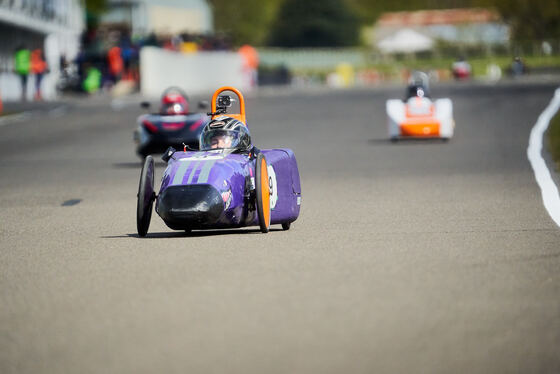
102,227,284,239
368,138,450,146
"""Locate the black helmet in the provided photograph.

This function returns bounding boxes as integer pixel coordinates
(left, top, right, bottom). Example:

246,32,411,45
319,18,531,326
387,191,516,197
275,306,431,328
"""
199,116,252,151
406,71,431,99
407,85,428,99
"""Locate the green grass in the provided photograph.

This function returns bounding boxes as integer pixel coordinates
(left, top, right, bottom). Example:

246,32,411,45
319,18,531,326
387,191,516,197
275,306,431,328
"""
547,112,560,171
290,54,560,81
374,55,560,79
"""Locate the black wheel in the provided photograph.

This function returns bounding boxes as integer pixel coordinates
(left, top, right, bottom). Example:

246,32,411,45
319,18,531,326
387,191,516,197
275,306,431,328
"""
390,137,398,143
255,153,271,233
137,155,155,237
282,222,291,230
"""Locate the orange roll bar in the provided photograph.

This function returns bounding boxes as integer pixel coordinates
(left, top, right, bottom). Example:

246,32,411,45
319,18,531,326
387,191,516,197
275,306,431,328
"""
211,86,246,124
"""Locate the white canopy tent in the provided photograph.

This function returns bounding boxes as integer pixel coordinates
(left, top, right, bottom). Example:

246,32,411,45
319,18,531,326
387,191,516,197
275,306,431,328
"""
377,28,434,53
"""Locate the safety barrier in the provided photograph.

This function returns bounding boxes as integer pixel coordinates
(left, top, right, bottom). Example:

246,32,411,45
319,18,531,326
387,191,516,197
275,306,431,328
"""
140,47,253,98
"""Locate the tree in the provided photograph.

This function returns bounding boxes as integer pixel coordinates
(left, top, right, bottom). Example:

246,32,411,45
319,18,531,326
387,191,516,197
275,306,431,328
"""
83,0,108,32
268,0,360,47
484,0,560,40
207,0,282,46
345,0,482,24
207,0,559,47
84,0,108,16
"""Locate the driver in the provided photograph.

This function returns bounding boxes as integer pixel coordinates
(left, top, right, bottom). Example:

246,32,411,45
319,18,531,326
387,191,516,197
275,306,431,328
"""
160,92,189,115
406,83,430,100
199,116,252,152
406,72,431,100
210,132,233,149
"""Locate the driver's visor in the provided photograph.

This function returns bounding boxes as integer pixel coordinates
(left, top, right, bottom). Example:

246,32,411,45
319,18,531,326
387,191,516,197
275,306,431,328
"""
200,129,241,150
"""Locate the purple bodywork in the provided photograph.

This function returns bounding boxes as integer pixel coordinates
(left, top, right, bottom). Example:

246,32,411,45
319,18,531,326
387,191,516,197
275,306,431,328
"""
155,148,301,230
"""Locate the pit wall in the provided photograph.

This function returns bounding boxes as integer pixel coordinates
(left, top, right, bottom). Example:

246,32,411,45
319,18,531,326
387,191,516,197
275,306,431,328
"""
140,47,254,98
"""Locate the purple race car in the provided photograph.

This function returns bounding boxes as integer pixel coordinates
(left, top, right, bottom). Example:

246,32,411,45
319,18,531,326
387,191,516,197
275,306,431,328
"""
136,86,302,236
133,87,210,158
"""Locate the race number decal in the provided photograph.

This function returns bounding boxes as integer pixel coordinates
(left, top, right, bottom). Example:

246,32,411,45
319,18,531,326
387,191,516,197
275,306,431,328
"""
267,165,278,209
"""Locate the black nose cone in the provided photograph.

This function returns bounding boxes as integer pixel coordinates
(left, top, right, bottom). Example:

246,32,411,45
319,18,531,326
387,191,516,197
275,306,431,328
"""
157,184,224,229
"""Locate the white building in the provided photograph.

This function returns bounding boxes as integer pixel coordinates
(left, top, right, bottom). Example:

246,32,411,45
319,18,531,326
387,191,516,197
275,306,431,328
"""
372,8,509,54
0,0,84,101
101,0,213,36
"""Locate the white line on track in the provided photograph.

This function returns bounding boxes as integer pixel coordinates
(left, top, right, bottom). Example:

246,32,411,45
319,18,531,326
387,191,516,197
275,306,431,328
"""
527,87,560,227
0,111,31,127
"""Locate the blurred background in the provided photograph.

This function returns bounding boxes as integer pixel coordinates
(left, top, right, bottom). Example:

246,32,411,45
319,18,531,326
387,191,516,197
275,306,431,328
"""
0,0,559,102
2,3,560,372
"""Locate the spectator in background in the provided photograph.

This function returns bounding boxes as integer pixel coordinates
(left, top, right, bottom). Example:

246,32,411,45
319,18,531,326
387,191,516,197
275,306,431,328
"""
59,54,68,78
120,32,136,80
141,32,159,48
511,57,527,77
31,48,48,101
14,45,31,101
107,46,124,84
239,45,259,88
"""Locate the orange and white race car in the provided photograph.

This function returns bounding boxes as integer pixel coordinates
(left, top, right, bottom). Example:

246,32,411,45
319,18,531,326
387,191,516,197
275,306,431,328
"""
386,72,454,141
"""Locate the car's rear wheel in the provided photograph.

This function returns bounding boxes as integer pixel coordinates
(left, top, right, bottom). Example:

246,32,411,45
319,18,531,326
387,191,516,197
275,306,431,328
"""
137,155,155,237
255,153,271,233
281,222,291,230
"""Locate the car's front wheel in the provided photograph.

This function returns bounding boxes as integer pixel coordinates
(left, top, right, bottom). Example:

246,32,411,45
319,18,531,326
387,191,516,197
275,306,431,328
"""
137,155,155,237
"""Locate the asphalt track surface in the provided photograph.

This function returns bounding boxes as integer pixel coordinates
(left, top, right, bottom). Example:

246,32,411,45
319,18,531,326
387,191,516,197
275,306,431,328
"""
1,82,560,373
